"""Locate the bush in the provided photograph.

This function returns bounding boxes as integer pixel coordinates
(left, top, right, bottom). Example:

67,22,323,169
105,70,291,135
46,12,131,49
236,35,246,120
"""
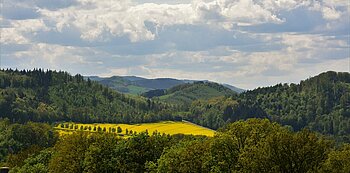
117,127,122,133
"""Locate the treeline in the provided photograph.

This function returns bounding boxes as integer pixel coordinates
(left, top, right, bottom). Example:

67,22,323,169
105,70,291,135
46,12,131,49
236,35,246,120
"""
57,123,138,136
166,81,233,94
3,119,350,173
0,69,178,124
241,71,350,142
183,96,268,129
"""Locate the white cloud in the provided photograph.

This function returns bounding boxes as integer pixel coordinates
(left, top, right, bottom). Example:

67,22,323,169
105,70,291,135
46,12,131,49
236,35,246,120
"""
281,33,349,62
1,28,29,44
322,6,342,20
260,0,307,11
6,0,348,44
11,43,103,71
35,0,317,42
11,19,50,33
39,0,193,42
1,19,49,44
199,0,285,25
309,0,348,21
99,68,130,77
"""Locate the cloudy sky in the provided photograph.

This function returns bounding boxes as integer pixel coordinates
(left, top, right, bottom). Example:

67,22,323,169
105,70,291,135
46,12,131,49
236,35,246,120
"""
1,0,349,89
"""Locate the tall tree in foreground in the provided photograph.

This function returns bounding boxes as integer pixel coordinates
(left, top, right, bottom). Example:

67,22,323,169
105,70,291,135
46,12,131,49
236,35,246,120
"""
154,119,334,173
48,133,91,173
320,144,350,173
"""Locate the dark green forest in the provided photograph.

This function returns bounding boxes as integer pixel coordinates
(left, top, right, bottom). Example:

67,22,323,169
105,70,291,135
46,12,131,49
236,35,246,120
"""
176,71,350,142
241,71,350,142
0,69,178,124
186,96,268,130
1,119,349,173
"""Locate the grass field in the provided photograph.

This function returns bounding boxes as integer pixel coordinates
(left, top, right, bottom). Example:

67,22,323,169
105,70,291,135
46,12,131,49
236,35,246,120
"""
55,121,215,137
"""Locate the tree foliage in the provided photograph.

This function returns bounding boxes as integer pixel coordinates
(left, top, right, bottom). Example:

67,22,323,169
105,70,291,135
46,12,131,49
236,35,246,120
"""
3,119,350,173
0,119,58,163
241,71,350,142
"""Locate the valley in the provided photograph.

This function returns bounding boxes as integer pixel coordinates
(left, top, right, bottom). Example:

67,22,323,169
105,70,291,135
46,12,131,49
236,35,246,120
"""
0,69,349,172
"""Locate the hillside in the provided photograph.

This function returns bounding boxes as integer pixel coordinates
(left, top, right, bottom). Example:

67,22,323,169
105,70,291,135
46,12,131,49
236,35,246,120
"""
176,71,350,142
149,82,237,107
240,71,350,138
86,76,152,94
0,69,176,124
86,76,244,95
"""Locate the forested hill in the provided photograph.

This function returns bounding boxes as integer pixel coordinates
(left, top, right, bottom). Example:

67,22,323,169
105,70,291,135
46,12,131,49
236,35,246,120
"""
0,69,175,124
241,71,350,141
175,71,350,141
146,82,237,107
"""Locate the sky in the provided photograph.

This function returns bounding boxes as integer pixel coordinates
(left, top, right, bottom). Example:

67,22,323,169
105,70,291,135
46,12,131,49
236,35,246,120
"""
1,0,349,89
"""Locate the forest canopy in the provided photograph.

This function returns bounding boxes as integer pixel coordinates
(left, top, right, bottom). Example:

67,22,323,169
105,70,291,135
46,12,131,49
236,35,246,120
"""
1,119,349,173
0,69,177,124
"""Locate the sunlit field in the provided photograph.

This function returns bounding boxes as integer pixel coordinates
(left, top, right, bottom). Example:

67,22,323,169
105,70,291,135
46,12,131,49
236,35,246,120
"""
55,121,215,137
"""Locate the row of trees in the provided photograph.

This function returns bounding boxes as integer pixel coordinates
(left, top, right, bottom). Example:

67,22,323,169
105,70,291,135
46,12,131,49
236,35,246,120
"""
58,124,139,135
4,119,350,173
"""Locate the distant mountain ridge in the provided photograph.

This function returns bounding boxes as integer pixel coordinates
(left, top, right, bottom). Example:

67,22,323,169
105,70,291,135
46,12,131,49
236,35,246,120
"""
85,76,245,95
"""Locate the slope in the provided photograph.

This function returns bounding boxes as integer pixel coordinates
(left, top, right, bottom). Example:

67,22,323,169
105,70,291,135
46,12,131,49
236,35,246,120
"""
0,69,175,124
153,81,237,106
177,71,350,142
240,71,350,141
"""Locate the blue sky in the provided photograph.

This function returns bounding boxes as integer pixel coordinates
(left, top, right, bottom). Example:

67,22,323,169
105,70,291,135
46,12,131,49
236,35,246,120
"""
1,0,349,89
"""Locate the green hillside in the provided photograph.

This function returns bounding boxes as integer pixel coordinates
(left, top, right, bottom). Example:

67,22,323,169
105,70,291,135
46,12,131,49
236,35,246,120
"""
154,82,237,106
182,71,350,141
0,69,176,124
241,71,350,141
86,76,149,95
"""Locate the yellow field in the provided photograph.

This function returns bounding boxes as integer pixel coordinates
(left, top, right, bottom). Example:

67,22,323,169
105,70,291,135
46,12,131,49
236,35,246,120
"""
55,121,215,137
